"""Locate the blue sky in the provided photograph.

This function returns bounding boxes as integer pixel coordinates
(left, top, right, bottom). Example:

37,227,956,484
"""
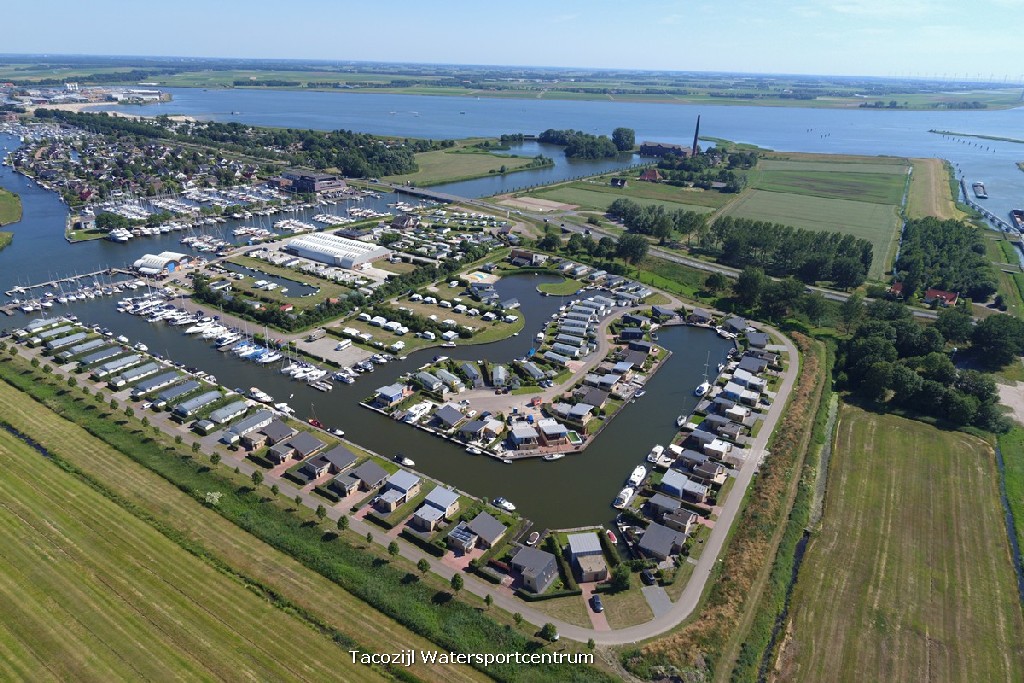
5,0,1024,79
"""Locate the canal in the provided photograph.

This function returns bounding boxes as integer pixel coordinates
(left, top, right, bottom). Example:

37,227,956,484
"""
49,269,731,530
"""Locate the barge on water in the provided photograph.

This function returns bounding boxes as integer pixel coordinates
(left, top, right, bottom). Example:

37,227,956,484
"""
972,181,988,199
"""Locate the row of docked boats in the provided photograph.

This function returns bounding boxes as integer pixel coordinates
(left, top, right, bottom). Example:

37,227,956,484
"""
613,463,649,509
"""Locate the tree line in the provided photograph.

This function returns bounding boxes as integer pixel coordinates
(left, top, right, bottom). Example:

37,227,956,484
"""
894,216,995,301
700,216,873,288
606,198,706,243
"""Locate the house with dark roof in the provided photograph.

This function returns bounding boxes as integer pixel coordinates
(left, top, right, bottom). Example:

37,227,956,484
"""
651,305,677,320
510,546,559,594
619,327,645,341
687,307,713,325
574,386,609,410
267,441,296,464
415,371,444,394
661,469,709,502
287,432,325,459
664,510,699,535
647,493,682,518
348,460,389,491
723,317,747,333
301,444,358,479
737,355,769,374
747,331,769,349
433,404,465,430
638,522,686,560
467,511,507,548
460,361,484,388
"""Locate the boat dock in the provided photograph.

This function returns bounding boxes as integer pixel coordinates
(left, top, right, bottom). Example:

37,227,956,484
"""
4,268,136,298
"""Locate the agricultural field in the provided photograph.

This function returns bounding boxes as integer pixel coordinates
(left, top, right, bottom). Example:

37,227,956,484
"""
526,184,718,215
779,405,1024,683
0,373,489,683
384,144,541,186
750,169,906,205
0,428,382,682
717,189,900,280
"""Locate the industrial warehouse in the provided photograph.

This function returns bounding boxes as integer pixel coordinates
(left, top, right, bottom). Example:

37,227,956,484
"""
284,233,391,269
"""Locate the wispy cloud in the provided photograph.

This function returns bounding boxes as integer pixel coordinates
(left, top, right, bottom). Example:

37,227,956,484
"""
831,0,938,17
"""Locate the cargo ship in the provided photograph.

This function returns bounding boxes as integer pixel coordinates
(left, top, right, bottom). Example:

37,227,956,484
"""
972,181,988,199
1010,209,1024,232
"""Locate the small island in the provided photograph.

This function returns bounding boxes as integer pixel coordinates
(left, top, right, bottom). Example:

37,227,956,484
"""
0,188,22,227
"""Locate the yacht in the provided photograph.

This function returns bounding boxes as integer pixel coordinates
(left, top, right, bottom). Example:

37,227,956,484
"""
494,497,516,512
646,445,665,463
543,453,565,461
613,487,635,509
676,415,687,428
694,381,712,397
394,454,415,467
465,446,482,455
329,427,346,438
628,465,647,487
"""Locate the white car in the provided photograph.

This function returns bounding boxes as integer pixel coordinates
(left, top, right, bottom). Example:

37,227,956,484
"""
141,401,153,410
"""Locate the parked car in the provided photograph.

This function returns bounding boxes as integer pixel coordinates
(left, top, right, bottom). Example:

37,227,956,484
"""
591,595,604,613
640,569,656,586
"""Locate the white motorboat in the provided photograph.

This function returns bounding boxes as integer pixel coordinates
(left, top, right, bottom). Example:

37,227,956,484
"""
694,381,712,397
394,454,415,467
628,465,647,487
465,446,482,455
646,444,665,463
494,497,516,512
543,453,565,461
613,487,635,509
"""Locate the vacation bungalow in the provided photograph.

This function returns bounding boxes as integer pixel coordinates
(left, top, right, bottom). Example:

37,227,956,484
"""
509,422,540,449
208,400,249,425
619,327,645,342
435,368,464,391
567,532,608,582
301,444,358,479
542,350,570,366
737,355,769,374
663,510,699,536
460,361,484,388
375,470,422,513
687,307,713,325
746,331,769,349
661,469,709,503
638,523,686,561
566,403,595,427
415,371,444,394
550,342,581,359
536,418,570,446
433,403,465,430
468,511,507,548
574,386,609,410
647,493,683,519
288,432,326,459
491,365,509,387
374,383,412,408
723,317,747,334
347,460,389,492
510,546,559,594
723,381,760,406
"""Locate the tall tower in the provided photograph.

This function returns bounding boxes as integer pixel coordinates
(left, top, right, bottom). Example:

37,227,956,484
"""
691,115,700,157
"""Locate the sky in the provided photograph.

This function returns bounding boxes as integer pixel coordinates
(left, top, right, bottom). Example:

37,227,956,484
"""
4,0,1024,79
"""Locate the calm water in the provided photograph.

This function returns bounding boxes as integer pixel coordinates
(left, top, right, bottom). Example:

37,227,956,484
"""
4,90,1024,527
94,87,1024,215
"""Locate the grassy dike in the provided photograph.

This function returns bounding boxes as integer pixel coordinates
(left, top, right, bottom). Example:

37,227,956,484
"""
998,427,1024,561
0,351,611,683
623,332,826,680
0,188,21,226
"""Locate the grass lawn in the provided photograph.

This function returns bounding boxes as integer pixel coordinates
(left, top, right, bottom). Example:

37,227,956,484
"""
384,144,539,186
537,277,583,296
601,587,654,629
717,189,901,280
0,429,384,682
556,178,734,209
529,594,593,628
528,185,717,214
0,188,22,226
664,561,696,601
983,234,1024,318
0,231,11,252
781,404,1024,683
228,255,354,304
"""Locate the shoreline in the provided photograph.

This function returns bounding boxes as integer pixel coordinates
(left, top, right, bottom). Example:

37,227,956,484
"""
32,102,195,123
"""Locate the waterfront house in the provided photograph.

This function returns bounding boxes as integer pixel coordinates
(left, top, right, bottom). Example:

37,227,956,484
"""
491,364,509,387
415,371,444,394
647,493,683,519
574,386,609,410
517,360,547,382
628,340,653,354
651,305,677,320
287,432,326,459
687,307,713,325
542,350,570,366
567,532,608,582
302,445,358,479
567,403,595,427
536,418,570,446
433,404,465,430
435,368,464,391
422,486,460,518
348,460,389,492
374,383,412,408
619,327,645,341
723,317,747,334
664,510,699,536
460,361,484,388
376,470,421,513
747,331,769,349
411,503,445,532
510,546,559,594
638,523,686,560
693,461,727,484
622,313,650,328
661,469,709,503
723,381,760,406
737,355,769,374
468,512,507,548
509,422,540,449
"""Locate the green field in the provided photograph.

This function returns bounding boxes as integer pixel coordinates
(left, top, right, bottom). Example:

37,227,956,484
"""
0,232,11,252
537,277,583,296
997,427,1024,566
0,189,22,226
0,365,494,683
717,189,900,279
781,405,1024,683
528,185,717,214
750,169,906,205
757,159,910,174
0,429,383,682
384,145,539,186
